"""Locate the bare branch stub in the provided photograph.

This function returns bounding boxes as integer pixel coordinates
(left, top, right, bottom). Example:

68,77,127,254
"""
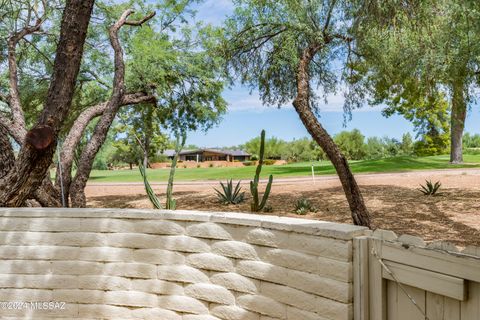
25,125,55,151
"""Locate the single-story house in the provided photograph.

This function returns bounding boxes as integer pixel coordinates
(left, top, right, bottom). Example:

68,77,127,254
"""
160,148,251,162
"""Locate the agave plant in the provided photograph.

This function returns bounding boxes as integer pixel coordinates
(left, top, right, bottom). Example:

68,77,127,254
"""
294,198,317,215
214,179,245,205
419,180,441,196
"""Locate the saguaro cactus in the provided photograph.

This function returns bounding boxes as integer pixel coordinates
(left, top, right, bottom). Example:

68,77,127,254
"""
250,130,273,212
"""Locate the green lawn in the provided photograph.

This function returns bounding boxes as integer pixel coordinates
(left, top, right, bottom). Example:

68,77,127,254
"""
85,154,480,183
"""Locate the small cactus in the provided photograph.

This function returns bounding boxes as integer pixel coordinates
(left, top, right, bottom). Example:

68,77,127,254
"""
250,130,273,212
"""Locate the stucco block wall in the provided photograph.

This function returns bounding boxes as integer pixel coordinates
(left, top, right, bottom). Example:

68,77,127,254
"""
0,209,368,320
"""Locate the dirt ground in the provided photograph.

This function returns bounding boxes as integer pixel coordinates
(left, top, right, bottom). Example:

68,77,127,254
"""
86,169,480,247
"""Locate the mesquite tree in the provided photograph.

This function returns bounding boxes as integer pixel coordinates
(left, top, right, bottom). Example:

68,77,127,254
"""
353,0,480,163
0,0,226,207
224,0,371,227
0,0,95,206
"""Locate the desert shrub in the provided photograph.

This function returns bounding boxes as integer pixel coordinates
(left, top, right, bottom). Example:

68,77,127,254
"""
209,163,214,168
419,180,441,196
263,159,276,165
242,161,255,166
214,179,245,204
294,198,317,215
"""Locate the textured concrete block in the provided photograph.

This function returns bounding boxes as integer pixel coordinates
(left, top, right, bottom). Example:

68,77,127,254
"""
78,275,131,290
106,233,162,249
210,273,258,294
260,248,352,282
0,274,77,289
0,260,51,274
52,289,105,304
78,304,133,318
0,245,79,260
157,265,209,283
260,282,319,314
160,236,210,253
287,269,351,303
211,305,260,320
131,279,184,295
246,228,285,248
77,247,133,262
0,288,53,301
236,261,288,285
287,234,351,261
287,306,329,320
103,262,157,278
51,261,104,275
187,253,234,272
133,249,185,265
186,222,233,240
237,294,287,319
104,290,158,307
211,241,258,260
158,295,209,314
133,220,185,235
183,315,222,320
131,307,181,320
185,283,235,304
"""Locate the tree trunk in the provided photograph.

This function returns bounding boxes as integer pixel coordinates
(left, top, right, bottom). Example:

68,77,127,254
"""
0,123,14,179
292,44,371,228
0,0,95,207
450,80,466,164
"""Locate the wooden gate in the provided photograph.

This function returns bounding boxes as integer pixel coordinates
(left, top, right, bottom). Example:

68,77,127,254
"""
353,236,480,320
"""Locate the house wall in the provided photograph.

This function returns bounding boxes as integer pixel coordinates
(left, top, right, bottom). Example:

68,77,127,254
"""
0,208,368,320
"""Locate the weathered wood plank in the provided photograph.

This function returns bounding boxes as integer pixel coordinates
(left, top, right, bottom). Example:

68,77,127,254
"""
397,284,426,320
460,281,480,320
368,238,386,320
376,240,480,282
382,260,466,301
387,281,399,320
426,292,444,320
353,237,369,320
444,296,460,320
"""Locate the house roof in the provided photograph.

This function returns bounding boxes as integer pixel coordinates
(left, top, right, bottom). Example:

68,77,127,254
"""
160,148,250,157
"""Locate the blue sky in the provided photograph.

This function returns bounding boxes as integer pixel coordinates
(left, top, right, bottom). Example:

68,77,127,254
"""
185,0,480,147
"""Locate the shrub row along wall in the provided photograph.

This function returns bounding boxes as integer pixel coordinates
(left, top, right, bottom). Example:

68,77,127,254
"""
0,208,368,320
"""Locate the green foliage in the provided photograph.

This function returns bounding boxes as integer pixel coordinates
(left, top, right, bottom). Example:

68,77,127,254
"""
413,133,449,156
419,180,441,196
463,133,480,149
139,164,162,209
294,198,317,215
333,129,366,160
250,130,273,212
224,0,360,114
214,179,245,205
242,161,255,166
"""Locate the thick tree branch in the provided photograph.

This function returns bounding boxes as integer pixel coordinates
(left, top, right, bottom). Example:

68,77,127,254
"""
55,92,155,201
125,12,156,26
7,18,44,133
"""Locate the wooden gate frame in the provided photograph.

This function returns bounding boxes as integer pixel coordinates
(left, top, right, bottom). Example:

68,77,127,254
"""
353,236,480,320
